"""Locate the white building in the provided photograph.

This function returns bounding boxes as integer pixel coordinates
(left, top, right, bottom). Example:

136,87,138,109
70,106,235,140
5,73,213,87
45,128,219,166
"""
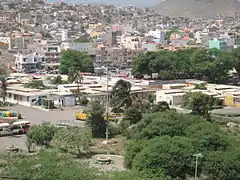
3,85,75,107
53,29,68,42
156,89,185,106
15,52,45,73
121,36,142,50
146,30,166,42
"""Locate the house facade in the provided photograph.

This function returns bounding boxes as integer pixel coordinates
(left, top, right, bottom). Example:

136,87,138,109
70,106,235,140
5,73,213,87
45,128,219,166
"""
15,52,45,73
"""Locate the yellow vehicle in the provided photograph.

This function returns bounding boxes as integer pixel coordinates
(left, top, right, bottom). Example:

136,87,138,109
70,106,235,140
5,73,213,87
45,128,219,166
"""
75,112,90,121
75,112,122,121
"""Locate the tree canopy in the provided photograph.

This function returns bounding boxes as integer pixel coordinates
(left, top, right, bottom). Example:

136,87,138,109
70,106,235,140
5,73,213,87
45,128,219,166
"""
232,47,240,77
132,48,234,83
51,127,92,157
183,92,223,121
111,79,132,112
3,150,97,180
124,111,240,179
59,49,93,74
0,66,9,103
27,122,57,146
87,100,106,138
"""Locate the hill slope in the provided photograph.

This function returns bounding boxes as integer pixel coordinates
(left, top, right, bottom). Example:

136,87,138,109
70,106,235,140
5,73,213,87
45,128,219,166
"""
154,0,240,17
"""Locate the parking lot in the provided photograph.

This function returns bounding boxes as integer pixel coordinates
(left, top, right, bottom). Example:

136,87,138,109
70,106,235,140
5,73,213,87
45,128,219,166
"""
8,105,80,124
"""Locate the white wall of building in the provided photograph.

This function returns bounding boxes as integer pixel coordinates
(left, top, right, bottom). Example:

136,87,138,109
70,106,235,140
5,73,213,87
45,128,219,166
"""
156,90,185,105
121,36,142,50
15,52,45,71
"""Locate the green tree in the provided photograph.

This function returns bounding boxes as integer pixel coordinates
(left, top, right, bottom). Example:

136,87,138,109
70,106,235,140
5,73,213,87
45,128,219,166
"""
68,68,83,103
0,66,8,103
185,122,230,151
123,107,142,125
102,169,172,180
87,100,106,138
53,75,63,84
203,151,240,180
183,92,222,121
120,107,142,132
51,127,92,157
194,83,207,90
132,53,152,76
3,150,97,180
80,96,89,106
150,101,170,113
59,49,93,74
232,47,240,77
111,79,132,112
132,48,233,82
27,122,57,146
128,112,202,140
130,136,195,179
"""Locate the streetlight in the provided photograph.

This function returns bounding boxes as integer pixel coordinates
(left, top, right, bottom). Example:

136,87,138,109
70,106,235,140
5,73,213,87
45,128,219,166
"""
193,153,203,180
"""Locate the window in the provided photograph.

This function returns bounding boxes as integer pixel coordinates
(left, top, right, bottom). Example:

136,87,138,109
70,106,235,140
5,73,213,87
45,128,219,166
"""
27,96,29,102
23,58,26,62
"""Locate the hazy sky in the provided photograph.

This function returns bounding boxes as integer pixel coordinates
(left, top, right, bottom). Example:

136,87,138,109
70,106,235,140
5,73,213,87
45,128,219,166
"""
48,0,162,7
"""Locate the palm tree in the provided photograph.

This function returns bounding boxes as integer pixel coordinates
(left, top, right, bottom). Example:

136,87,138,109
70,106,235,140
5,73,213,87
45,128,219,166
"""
0,77,7,103
68,68,83,104
0,67,8,104
110,79,132,112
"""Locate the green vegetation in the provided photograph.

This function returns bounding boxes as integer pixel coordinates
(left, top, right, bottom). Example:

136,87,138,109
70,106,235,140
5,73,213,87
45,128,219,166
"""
27,122,57,147
59,49,93,74
52,127,92,157
132,48,234,82
52,75,64,84
87,100,106,138
2,68,240,179
102,169,171,180
111,79,132,112
194,83,207,90
124,111,240,179
232,47,240,77
2,150,98,180
25,80,45,89
183,92,223,121
0,66,8,103
79,96,89,106
59,50,93,102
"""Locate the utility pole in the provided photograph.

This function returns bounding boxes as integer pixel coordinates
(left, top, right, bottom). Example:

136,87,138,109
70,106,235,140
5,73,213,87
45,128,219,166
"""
193,153,203,180
105,65,109,144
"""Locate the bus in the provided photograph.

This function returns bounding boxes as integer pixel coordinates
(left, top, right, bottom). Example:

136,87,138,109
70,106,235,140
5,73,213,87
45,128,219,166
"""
0,123,10,131
11,121,31,134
